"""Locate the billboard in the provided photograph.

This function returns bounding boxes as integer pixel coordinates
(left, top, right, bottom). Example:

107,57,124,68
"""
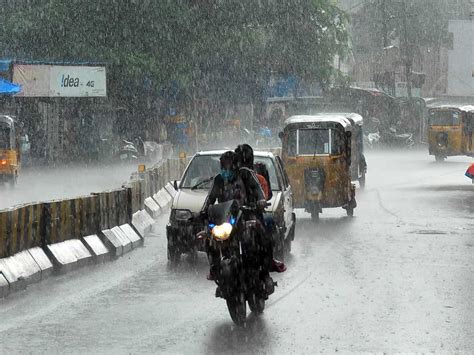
12,64,106,97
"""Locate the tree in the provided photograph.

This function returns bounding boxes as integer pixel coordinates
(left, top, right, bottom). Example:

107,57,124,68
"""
350,0,451,97
1,0,349,105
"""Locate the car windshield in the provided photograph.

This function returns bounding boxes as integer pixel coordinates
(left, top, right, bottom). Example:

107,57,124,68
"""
180,155,221,189
429,110,461,126
180,154,280,191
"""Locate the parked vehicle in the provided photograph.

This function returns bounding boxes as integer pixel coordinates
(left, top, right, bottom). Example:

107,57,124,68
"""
380,127,415,148
166,150,295,262
279,114,357,221
0,115,20,187
428,105,474,161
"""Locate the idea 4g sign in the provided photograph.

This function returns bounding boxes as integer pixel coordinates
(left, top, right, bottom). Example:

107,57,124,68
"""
50,66,106,97
12,64,106,97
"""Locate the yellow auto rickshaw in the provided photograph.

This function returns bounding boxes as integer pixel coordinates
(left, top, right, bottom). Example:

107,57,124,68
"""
428,105,474,161
0,115,20,187
280,115,357,220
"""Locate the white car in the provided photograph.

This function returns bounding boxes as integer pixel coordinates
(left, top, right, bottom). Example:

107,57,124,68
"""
166,150,295,262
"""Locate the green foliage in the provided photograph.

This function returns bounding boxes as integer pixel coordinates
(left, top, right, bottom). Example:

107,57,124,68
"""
0,0,349,102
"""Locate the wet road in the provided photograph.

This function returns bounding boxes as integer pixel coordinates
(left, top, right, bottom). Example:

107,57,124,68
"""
0,162,138,210
0,149,473,353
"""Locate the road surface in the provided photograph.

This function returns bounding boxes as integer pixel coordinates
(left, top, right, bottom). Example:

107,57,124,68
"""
0,149,473,353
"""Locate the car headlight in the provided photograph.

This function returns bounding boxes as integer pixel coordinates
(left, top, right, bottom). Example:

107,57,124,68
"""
173,209,192,221
211,223,233,241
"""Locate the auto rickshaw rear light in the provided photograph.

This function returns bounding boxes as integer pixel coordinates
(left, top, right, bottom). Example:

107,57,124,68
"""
0,159,7,165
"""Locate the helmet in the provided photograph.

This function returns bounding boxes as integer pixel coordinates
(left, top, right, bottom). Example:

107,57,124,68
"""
235,144,254,169
219,151,236,170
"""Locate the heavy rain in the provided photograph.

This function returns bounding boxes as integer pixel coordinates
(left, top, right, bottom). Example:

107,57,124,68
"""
0,0,473,353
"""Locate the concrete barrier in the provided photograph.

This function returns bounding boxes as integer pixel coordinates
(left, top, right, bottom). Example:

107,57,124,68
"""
11,250,42,285
0,272,8,298
64,239,93,267
28,247,53,280
0,151,184,297
46,242,78,273
132,210,153,237
82,235,109,263
164,182,177,199
144,197,161,219
101,229,123,257
110,226,132,254
0,257,27,291
119,224,143,248
153,188,173,209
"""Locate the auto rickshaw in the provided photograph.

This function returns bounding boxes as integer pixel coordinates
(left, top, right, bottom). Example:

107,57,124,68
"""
0,115,20,186
428,105,474,161
279,115,357,220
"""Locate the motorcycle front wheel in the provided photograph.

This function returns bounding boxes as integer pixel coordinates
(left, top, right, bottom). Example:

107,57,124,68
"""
226,293,247,326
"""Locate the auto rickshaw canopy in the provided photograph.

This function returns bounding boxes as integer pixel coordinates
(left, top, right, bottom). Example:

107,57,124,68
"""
283,115,353,132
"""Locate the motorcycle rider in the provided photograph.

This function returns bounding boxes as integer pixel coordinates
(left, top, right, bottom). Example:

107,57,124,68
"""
234,144,285,277
201,151,248,281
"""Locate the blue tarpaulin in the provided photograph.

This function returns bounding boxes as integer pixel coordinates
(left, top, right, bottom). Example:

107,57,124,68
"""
0,78,21,95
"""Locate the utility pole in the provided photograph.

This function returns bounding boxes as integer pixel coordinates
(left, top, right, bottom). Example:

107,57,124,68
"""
401,0,413,98
381,0,389,48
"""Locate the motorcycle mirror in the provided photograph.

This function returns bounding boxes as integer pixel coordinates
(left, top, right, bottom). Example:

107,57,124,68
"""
196,230,206,240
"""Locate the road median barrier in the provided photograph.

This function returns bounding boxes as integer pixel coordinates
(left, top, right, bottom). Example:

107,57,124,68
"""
46,241,78,274
0,257,27,291
11,250,42,284
0,152,189,298
64,239,93,268
144,197,161,219
132,210,154,237
119,224,143,248
0,272,8,298
110,226,132,254
28,247,53,280
101,229,124,257
82,235,110,263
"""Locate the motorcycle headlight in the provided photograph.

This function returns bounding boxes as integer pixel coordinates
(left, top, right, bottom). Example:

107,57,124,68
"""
211,222,233,241
173,209,192,221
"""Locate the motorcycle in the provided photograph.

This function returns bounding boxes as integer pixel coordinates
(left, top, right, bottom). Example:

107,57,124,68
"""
116,137,145,162
380,127,414,148
199,199,275,326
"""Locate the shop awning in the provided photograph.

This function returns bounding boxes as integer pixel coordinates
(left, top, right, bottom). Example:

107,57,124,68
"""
0,78,21,95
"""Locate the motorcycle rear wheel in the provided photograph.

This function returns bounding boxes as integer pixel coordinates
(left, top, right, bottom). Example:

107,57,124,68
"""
248,294,265,314
226,293,247,327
